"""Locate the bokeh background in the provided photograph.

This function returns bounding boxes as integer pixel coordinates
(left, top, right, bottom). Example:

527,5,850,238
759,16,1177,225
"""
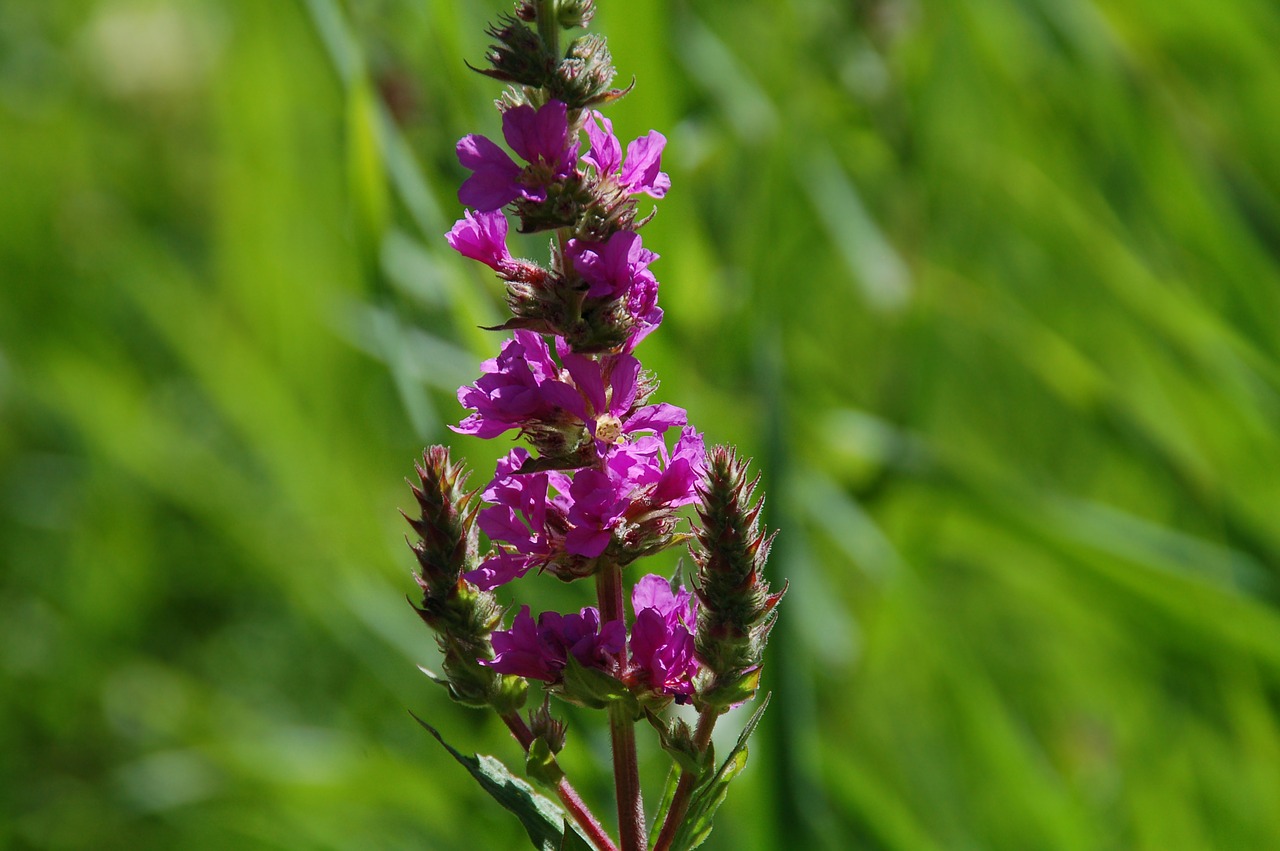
5,0,1280,848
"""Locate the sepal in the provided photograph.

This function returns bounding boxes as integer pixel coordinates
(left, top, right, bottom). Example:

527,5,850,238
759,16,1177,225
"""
559,653,638,713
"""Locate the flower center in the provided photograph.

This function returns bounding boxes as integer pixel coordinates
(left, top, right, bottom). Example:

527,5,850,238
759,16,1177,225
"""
595,413,623,444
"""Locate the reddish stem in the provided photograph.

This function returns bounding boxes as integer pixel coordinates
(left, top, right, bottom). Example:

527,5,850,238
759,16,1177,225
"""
652,707,718,851
596,560,646,851
502,712,619,851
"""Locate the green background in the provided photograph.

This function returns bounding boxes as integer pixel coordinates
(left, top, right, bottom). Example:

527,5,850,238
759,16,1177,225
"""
4,0,1280,848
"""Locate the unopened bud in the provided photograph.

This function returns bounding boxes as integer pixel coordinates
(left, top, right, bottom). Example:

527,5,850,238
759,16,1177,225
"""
691,447,785,711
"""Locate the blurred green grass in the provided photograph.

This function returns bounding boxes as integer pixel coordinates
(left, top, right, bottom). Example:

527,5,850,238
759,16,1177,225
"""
3,0,1280,848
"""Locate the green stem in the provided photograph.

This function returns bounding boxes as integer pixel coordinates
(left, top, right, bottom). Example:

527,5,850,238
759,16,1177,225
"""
596,560,645,851
652,706,718,851
536,0,560,59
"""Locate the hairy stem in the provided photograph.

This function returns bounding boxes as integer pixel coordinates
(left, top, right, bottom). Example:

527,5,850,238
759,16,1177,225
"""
596,560,645,851
502,712,619,851
652,707,718,851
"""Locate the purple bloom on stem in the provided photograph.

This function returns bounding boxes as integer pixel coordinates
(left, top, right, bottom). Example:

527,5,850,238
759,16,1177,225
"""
540,344,687,451
456,101,577,211
629,574,699,698
565,231,664,350
503,101,577,177
483,605,625,683
606,427,706,512
632,573,696,627
564,468,629,557
484,606,556,680
566,231,658,301
457,134,523,211
454,332,562,439
465,449,575,590
649,426,707,508
584,111,670,198
446,209,516,273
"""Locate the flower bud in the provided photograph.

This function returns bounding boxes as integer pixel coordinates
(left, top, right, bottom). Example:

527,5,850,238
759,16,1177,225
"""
547,34,623,109
406,447,526,711
472,16,556,89
691,447,785,712
556,0,596,29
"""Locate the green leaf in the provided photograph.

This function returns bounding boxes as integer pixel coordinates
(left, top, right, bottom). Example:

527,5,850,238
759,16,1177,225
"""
670,694,771,851
559,654,639,712
412,713,593,851
648,765,681,849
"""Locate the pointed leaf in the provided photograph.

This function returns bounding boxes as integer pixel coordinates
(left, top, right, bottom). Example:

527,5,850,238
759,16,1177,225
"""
670,694,771,850
412,713,592,851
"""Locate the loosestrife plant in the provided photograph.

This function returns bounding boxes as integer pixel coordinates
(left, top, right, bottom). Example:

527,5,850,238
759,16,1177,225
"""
404,3,782,849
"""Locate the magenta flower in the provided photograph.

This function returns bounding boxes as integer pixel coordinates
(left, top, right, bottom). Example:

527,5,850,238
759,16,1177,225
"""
564,231,664,350
466,448,574,590
453,331,564,439
584,111,671,198
540,344,686,454
629,574,699,698
446,209,516,273
565,231,658,301
483,605,625,683
457,100,577,211
563,467,629,557
609,426,706,511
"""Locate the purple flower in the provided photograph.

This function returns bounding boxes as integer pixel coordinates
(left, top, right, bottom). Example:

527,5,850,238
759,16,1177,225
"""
566,231,659,301
629,574,699,698
608,426,706,512
503,101,577,176
454,332,563,439
456,134,524,211
584,111,671,199
648,426,706,509
446,209,517,273
465,449,574,590
564,467,629,557
540,344,686,454
483,605,625,683
457,101,577,211
564,231,664,350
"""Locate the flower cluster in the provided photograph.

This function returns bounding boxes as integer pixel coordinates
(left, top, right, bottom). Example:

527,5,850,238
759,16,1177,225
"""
443,90,705,701
483,574,698,702
445,97,669,353
402,4,780,848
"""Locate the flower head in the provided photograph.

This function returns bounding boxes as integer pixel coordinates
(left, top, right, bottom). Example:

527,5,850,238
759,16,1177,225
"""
584,111,670,198
453,332,563,439
457,100,577,211
446,209,516,274
629,574,699,699
483,605,625,683
541,345,686,452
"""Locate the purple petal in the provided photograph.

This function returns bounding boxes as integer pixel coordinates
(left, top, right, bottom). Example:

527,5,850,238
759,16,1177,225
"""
584,111,622,176
560,350,607,413
456,135,522,211
446,209,513,272
465,553,535,591
623,402,687,435
607,355,642,415
503,101,573,172
619,131,669,198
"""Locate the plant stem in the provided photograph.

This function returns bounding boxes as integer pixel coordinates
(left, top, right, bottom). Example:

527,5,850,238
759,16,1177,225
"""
652,706,719,851
536,0,560,58
502,712,620,851
609,701,646,851
596,560,645,851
